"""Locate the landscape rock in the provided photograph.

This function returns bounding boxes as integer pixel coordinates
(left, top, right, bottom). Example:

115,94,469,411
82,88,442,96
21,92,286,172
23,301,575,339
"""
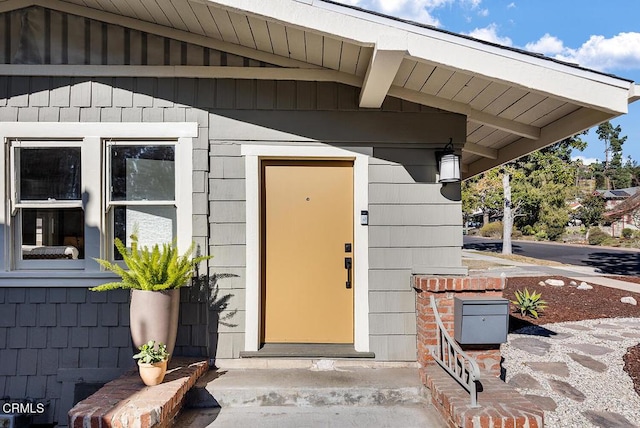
621,296,637,305
582,410,637,428
538,281,545,286
567,353,608,373
507,373,542,390
577,283,593,290
525,361,569,377
567,343,614,356
544,279,564,286
524,394,557,411
547,379,586,402
569,280,577,286
510,337,551,356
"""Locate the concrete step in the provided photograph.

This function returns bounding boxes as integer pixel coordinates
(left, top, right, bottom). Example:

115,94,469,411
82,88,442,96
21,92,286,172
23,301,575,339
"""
185,365,428,409
175,404,442,428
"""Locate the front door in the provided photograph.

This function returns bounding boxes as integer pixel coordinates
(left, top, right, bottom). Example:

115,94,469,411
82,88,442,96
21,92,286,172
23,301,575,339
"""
262,160,354,343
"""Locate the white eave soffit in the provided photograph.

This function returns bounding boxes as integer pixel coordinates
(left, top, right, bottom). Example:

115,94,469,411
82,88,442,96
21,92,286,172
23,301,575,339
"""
203,0,634,114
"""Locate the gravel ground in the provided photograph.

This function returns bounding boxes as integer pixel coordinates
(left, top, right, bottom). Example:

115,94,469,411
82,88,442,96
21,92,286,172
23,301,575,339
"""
501,318,640,428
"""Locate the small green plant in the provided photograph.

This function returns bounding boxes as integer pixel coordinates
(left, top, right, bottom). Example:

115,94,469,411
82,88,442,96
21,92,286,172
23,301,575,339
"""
622,228,633,239
133,340,169,364
90,233,211,292
479,221,503,238
511,288,547,319
587,227,609,245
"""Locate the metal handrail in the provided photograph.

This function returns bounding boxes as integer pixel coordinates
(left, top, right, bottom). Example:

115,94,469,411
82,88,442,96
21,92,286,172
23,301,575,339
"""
429,295,481,407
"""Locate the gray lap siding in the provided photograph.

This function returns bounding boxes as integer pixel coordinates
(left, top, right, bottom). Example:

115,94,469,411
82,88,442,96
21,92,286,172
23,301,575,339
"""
0,76,465,424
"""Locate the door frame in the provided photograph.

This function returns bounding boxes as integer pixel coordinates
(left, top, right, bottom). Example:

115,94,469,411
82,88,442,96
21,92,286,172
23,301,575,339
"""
242,144,370,352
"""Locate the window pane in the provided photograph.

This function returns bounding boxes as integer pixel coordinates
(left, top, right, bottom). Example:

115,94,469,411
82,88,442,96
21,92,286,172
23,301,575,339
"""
21,208,84,260
111,146,175,201
20,148,81,200
113,205,176,259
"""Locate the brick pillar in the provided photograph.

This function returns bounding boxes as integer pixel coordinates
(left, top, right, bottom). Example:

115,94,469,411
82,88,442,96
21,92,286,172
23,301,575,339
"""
414,276,505,378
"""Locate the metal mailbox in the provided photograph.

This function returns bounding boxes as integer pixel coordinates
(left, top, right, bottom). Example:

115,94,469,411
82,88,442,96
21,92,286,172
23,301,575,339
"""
454,296,509,345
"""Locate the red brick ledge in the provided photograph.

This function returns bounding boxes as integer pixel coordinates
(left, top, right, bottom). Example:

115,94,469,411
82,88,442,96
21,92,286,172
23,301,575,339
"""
68,358,209,428
425,366,544,428
413,276,505,293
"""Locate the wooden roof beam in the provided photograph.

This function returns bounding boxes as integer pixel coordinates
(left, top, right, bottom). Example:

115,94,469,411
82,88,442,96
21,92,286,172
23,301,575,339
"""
359,37,406,108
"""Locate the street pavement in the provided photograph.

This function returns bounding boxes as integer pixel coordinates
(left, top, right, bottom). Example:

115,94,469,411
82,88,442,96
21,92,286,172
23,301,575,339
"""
462,248,640,292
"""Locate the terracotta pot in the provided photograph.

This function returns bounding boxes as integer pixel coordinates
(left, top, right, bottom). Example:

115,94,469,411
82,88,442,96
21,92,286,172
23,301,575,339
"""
130,289,180,358
138,360,168,386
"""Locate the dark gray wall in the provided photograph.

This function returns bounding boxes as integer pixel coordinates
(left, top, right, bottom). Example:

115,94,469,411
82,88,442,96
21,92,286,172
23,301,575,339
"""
0,288,131,425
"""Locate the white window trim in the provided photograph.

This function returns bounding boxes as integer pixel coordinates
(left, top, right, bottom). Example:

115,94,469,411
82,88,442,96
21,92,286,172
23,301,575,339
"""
242,143,370,353
0,122,198,287
11,140,85,270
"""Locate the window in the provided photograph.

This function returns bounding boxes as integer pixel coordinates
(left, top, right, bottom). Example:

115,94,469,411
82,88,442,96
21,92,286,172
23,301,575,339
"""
12,142,85,267
1,123,196,283
107,143,177,259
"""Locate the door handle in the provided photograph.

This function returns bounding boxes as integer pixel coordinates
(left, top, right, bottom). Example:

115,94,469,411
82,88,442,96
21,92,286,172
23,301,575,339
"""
345,257,352,289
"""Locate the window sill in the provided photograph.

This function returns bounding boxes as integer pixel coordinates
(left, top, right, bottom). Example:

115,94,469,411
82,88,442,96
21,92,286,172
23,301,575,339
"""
0,271,120,287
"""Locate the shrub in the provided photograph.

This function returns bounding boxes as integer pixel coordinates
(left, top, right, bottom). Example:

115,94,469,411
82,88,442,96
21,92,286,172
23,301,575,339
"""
522,225,535,236
622,228,634,239
511,229,523,239
479,221,503,238
534,230,548,241
511,288,547,319
546,225,566,241
588,227,609,245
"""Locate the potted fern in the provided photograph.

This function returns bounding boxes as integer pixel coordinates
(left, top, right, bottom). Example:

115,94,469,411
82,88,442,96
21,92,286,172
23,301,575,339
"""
134,340,170,386
90,234,210,358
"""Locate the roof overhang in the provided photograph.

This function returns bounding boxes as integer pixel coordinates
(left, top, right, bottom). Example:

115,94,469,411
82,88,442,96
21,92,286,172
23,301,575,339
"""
1,0,637,178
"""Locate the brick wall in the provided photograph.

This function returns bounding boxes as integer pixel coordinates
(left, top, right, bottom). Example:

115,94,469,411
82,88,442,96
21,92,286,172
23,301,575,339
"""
414,276,505,377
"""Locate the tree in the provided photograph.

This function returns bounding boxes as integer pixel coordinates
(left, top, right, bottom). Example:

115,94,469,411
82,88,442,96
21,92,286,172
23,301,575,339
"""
462,170,503,226
510,139,582,240
576,194,605,227
502,173,513,254
596,121,630,189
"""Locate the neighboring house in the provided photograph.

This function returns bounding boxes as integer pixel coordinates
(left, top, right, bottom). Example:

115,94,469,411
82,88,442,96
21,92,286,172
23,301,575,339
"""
0,0,638,425
598,187,640,233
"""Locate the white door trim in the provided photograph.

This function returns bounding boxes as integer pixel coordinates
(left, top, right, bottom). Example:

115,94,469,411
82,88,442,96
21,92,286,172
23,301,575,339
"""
242,144,370,352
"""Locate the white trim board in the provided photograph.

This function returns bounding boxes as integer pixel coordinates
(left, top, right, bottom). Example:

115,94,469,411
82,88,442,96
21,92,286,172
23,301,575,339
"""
0,122,197,281
242,144,370,353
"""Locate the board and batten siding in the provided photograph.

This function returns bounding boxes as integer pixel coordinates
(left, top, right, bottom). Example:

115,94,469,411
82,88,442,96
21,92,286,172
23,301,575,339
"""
0,6,278,68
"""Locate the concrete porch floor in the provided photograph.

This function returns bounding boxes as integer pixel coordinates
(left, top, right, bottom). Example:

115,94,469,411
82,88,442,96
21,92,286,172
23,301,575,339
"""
174,361,446,427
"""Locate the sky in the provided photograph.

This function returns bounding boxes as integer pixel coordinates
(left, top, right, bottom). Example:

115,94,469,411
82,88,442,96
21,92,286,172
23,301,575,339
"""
334,0,640,165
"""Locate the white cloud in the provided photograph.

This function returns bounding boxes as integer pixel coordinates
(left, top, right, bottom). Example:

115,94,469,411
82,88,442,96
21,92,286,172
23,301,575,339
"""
572,155,600,165
339,0,456,26
466,23,513,46
525,33,565,56
525,32,640,73
478,8,489,17
463,0,482,8
507,2,516,8
555,32,640,72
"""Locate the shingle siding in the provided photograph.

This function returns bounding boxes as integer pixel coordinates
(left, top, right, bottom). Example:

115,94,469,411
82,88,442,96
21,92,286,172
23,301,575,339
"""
0,31,466,426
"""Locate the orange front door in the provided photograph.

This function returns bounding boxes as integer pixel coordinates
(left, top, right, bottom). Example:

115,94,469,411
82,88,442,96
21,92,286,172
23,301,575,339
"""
262,160,354,343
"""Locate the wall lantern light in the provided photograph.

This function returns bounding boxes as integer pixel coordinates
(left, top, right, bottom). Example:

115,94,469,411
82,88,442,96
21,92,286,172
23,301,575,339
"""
436,139,461,184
